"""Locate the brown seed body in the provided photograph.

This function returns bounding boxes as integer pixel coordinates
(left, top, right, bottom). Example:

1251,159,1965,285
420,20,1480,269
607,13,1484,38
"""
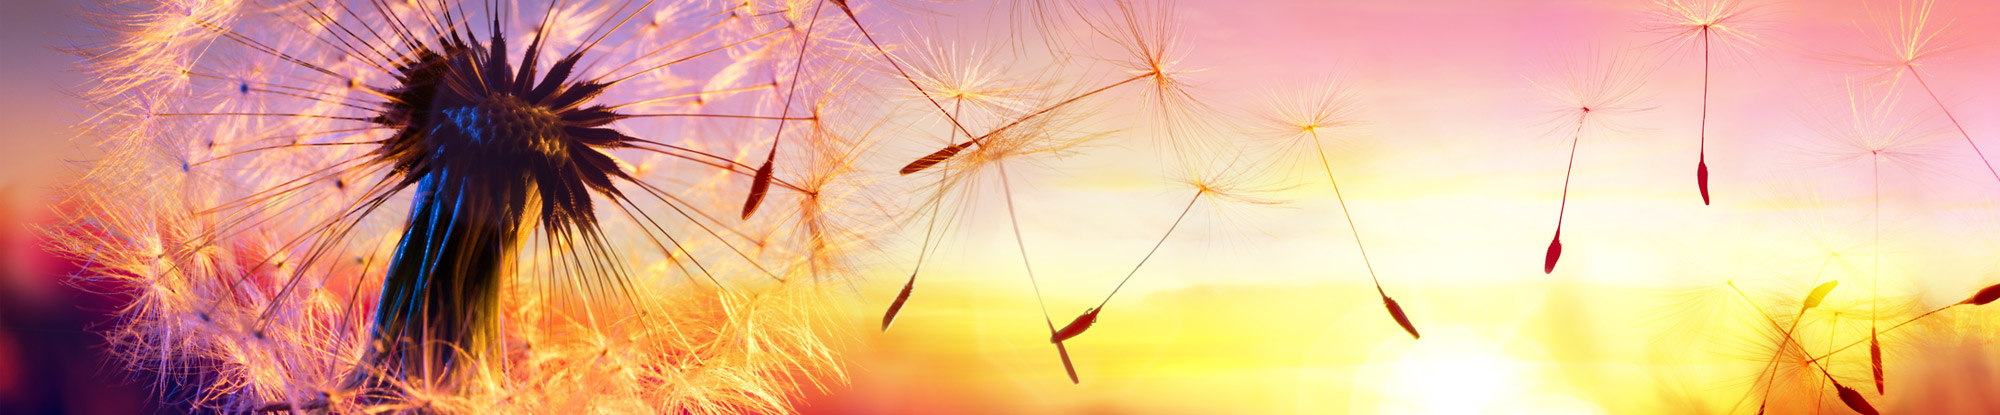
1835,382,1880,415
882,274,916,331
1870,335,1884,394
1383,295,1420,340
741,159,774,219
900,142,969,175
1964,283,2000,305
1052,308,1101,343
1544,232,1563,274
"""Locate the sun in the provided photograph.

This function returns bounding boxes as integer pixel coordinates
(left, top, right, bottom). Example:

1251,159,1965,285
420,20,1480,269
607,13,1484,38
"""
1367,329,1603,415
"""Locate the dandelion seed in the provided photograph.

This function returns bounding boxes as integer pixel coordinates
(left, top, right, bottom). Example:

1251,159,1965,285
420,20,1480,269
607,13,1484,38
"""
1256,80,1417,339
1644,0,1764,205
1845,0,1997,187
879,42,1042,332
1529,51,1650,274
1800,79,1947,401
898,0,1204,174
1052,159,1279,344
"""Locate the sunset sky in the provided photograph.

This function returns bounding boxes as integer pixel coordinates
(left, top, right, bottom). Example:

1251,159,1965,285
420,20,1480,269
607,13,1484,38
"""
6,0,2000,414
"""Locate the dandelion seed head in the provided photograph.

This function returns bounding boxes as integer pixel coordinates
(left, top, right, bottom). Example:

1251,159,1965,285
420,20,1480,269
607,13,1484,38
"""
1643,0,1766,56
53,0,882,411
1529,51,1654,139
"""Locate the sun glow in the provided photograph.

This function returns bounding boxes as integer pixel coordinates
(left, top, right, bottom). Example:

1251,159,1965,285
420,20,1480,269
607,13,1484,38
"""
1362,329,1603,415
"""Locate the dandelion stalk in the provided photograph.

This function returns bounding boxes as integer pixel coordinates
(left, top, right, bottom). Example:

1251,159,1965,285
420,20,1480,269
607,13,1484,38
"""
884,103,965,332
1547,117,1586,275
1870,152,1885,395
1305,128,1418,339
1697,27,1712,205
742,0,829,220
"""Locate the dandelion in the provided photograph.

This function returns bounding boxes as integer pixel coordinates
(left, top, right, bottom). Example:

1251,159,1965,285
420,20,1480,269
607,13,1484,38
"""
1256,81,1418,339
1642,0,1765,205
51,0,898,412
1529,52,1651,274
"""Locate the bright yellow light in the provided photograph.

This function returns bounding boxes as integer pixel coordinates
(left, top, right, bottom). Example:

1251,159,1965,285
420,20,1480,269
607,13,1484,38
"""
1363,329,1603,415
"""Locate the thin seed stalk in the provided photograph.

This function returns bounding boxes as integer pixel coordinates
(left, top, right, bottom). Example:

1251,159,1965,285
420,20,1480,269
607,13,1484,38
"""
1906,64,2000,185
1053,190,1204,343
1697,27,1712,205
1307,129,1419,339
1547,118,1587,274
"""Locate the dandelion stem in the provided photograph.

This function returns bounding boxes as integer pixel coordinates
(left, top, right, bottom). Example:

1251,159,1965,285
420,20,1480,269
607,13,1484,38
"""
1906,64,2000,186
1870,153,1882,391
1096,189,1203,310
1305,129,1386,293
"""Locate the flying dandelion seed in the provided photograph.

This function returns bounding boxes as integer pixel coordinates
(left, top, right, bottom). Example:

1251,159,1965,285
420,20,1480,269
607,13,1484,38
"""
1051,158,1280,345
50,0,909,412
1642,0,1765,205
1529,51,1651,275
1254,81,1418,339
897,0,1206,175
878,41,1042,332
1799,78,1955,399
870,0,1215,385
1847,0,1999,187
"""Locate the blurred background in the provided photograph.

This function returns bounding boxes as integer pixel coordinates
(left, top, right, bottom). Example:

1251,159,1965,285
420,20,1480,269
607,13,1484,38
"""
7,0,2000,414
2,0,158,412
